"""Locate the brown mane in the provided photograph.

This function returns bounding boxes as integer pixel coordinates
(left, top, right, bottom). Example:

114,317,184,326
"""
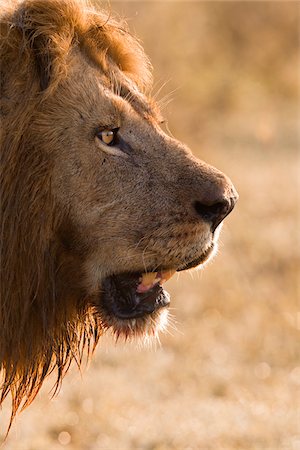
0,0,151,430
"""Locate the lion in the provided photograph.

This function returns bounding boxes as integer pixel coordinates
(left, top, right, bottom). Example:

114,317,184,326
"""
0,0,238,430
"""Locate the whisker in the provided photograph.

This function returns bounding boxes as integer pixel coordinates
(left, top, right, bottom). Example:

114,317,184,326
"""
152,78,172,100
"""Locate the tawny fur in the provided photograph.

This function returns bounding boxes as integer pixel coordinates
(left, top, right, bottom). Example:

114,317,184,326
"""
0,0,151,427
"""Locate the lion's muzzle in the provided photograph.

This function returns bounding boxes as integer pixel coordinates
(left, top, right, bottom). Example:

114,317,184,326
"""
96,164,238,337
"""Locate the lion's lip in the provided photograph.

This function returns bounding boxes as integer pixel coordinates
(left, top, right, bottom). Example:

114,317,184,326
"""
101,272,171,320
177,243,214,271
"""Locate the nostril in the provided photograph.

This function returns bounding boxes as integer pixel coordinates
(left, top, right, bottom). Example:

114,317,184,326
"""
193,198,232,231
194,200,227,221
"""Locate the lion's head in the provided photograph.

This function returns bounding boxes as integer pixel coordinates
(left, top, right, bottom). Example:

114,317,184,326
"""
0,0,238,425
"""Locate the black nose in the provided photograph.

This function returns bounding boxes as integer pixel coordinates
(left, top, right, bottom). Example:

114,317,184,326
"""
194,194,237,232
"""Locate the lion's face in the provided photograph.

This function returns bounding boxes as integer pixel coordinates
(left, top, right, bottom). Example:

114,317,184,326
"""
32,51,237,338
0,0,238,424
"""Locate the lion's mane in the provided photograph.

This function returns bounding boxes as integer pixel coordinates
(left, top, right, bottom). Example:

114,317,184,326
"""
0,0,151,428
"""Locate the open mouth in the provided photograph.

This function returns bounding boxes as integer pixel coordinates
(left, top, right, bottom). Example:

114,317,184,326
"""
101,270,175,321
100,243,214,332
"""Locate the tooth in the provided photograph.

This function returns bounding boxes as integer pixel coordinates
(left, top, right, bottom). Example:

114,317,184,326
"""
141,272,157,286
160,269,176,283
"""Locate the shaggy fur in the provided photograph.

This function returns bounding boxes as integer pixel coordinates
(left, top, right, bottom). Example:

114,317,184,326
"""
0,0,237,432
0,0,152,428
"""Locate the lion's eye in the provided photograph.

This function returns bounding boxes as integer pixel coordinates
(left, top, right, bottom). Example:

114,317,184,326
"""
97,128,119,146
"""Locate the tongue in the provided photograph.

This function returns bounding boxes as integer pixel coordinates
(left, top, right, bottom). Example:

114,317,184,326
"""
136,270,176,294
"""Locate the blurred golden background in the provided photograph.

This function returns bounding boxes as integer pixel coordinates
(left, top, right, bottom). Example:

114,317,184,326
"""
2,1,299,449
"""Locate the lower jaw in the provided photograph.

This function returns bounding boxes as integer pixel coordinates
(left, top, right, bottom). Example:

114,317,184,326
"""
103,285,170,321
99,304,170,340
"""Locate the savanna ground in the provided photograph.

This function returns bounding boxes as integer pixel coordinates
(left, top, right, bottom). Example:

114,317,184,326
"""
1,1,299,449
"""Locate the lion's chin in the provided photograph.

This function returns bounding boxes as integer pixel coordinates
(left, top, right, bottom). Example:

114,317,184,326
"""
99,306,170,342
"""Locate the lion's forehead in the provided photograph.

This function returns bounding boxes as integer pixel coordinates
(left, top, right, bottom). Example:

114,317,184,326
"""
54,51,161,127
93,70,162,123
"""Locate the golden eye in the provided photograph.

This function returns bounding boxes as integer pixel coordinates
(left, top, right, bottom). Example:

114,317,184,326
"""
101,130,114,145
97,128,119,146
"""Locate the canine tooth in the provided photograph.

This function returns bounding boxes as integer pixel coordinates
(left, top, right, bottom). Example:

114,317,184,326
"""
160,269,176,282
141,272,157,286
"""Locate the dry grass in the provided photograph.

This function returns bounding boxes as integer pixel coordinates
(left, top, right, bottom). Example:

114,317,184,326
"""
1,1,299,449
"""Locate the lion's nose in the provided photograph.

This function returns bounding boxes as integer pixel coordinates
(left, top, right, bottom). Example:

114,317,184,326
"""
193,185,238,232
